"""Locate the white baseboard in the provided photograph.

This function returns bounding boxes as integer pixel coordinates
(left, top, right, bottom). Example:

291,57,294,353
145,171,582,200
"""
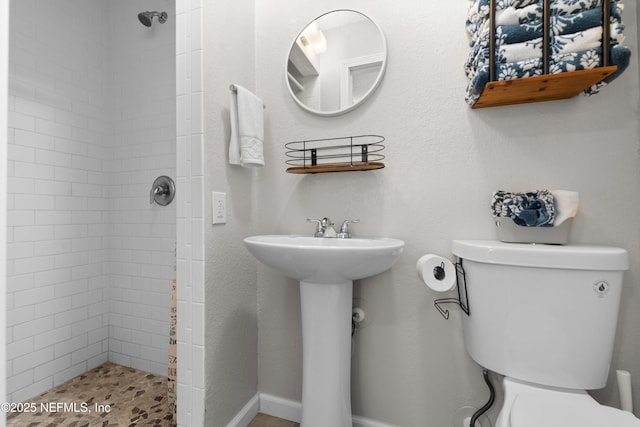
351,416,400,427
225,393,260,427
258,393,399,427
259,393,302,423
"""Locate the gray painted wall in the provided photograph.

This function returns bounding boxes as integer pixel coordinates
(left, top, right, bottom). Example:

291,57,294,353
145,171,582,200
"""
203,1,259,426
200,1,639,425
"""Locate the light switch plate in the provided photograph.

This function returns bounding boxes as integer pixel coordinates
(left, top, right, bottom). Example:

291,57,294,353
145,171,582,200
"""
212,192,226,224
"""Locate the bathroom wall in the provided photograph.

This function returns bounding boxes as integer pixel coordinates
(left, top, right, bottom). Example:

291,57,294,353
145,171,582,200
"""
202,0,259,426
253,1,640,426
7,0,176,404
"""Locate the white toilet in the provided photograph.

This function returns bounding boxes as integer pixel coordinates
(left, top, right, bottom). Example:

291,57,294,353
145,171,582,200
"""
451,240,640,427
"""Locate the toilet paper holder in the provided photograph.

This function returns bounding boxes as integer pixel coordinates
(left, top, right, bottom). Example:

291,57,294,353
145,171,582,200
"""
434,260,470,320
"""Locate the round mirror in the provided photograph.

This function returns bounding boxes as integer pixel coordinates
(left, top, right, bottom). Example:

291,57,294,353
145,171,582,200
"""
285,10,387,116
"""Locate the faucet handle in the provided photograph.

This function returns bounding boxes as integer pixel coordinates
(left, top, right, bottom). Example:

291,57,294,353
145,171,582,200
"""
307,218,324,237
338,219,360,238
320,217,333,226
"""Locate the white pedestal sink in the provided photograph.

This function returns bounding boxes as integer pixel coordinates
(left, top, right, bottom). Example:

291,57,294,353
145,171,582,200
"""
244,235,405,427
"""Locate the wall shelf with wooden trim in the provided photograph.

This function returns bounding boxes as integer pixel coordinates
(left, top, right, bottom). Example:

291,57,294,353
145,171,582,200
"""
472,0,619,109
285,135,385,174
472,66,618,109
286,161,385,174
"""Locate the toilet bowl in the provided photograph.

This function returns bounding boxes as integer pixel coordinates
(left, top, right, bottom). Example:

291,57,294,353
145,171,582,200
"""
496,377,640,427
451,240,639,427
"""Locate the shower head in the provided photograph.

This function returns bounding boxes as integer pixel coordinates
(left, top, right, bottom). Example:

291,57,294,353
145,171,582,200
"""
138,11,168,27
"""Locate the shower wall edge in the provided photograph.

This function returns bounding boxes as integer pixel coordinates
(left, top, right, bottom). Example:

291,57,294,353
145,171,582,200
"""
175,0,206,426
0,0,9,424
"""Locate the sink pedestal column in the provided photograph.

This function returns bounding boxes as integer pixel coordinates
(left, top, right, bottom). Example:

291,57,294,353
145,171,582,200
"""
299,280,353,427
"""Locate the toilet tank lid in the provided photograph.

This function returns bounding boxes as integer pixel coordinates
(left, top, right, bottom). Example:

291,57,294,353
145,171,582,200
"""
511,392,640,427
451,240,629,271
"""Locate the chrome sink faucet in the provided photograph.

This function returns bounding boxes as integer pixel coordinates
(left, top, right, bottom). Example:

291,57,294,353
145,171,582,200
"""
307,218,359,238
307,217,336,237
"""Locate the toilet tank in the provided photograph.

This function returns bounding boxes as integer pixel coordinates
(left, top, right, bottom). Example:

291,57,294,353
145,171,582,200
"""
451,240,629,390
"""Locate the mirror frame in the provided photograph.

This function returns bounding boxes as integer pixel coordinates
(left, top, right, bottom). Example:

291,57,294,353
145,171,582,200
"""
285,9,388,117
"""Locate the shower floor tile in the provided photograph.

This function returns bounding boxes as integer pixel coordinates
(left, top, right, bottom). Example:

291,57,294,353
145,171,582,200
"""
7,362,175,426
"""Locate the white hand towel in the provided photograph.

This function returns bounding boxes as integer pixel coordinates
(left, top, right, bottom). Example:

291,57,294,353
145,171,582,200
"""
229,85,264,167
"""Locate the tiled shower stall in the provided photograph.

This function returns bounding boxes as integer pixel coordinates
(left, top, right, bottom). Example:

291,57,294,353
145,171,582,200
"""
5,1,206,424
7,0,176,402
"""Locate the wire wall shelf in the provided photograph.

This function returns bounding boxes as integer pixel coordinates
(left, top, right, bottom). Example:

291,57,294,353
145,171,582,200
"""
285,135,385,174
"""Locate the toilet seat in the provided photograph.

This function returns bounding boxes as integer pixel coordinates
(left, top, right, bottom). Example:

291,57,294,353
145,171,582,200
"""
510,392,640,427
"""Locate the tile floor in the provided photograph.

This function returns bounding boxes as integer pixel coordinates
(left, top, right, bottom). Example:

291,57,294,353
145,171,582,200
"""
248,413,299,427
6,362,301,427
7,362,175,426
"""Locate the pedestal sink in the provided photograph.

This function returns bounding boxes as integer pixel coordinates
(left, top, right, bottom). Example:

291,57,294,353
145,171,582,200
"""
244,235,405,427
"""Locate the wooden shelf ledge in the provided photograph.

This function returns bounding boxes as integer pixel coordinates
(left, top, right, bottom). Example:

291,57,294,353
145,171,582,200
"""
472,66,618,109
286,162,385,174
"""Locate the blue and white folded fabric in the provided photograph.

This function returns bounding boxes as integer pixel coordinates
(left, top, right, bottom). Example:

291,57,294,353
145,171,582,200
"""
491,190,556,227
465,26,625,80
466,45,631,105
465,0,631,107
468,3,623,49
499,8,605,44
470,26,625,66
495,0,622,26
466,0,612,43
495,26,607,62
467,0,609,36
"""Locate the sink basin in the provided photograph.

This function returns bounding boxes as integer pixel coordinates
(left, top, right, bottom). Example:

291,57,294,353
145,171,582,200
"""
244,234,404,427
244,234,405,284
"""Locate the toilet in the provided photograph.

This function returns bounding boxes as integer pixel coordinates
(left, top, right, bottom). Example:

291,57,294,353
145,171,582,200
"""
451,240,640,427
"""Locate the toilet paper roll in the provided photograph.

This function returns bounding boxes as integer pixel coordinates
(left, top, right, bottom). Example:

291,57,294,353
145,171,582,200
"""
416,254,456,292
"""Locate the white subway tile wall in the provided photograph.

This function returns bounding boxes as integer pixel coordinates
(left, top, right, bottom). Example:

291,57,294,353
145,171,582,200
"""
105,0,176,377
7,0,178,405
175,0,206,425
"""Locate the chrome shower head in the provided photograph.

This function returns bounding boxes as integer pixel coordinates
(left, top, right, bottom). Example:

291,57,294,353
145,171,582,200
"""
138,11,168,27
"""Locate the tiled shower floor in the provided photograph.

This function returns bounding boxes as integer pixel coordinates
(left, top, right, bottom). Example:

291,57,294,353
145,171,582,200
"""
7,362,175,426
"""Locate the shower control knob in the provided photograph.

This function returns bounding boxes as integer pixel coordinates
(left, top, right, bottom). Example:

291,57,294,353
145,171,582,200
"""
150,175,175,206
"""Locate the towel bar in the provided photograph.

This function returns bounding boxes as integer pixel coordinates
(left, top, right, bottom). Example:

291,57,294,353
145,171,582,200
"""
229,84,266,109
